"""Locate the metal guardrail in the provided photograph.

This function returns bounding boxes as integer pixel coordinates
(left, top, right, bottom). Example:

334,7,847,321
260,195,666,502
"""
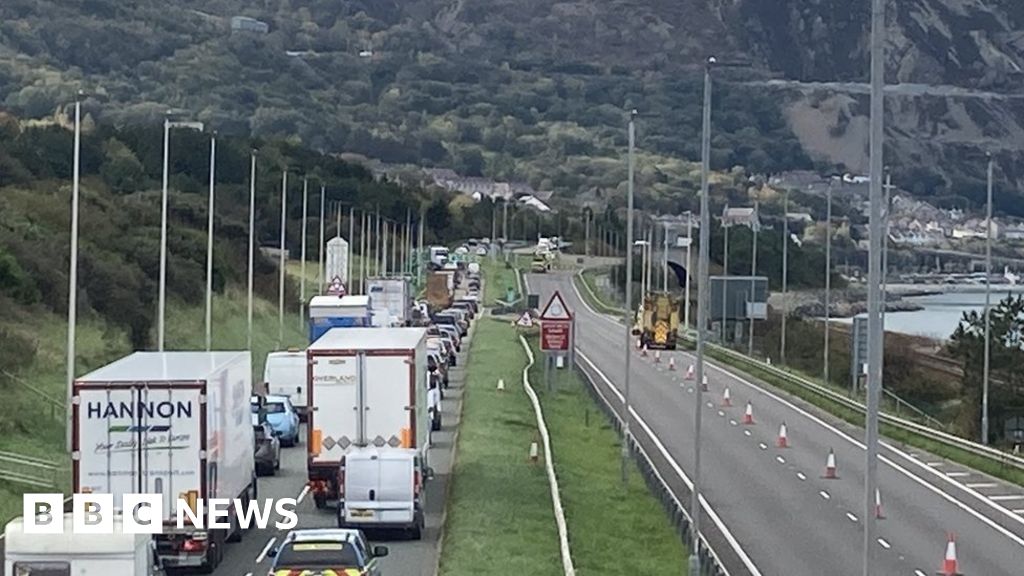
690,336,1024,475
0,450,64,489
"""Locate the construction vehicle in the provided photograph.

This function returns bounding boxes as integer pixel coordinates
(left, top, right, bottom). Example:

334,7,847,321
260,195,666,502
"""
635,292,680,349
530,253,551,273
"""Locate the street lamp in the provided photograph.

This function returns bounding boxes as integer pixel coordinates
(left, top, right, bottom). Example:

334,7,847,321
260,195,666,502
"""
621,109,637,485
204,133,217,351
65,90,85,451
747,202,760,357
721,204,732,344
982,153,994,444
247,150,257,350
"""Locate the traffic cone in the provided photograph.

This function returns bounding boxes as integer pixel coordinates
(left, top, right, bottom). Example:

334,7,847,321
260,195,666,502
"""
654,350,661,363
875,488,884,519
529,442,539,463
776,422,788,448
766,356,772,365
938,533,962,576
685,364,695,380
701,373,709,392
497,378,505,392
721,387,732,407
669,357,677,371
641,345,648,357
742,401,754,425
824,448,838,479
636,338,642,349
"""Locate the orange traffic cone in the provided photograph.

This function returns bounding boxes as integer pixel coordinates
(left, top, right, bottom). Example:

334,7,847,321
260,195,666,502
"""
938,533,962,576
701,373,709,392
669,357,677,371
654,350,661,363
742,401,754,425
824,448,838,479
776,422,788,448
685,364,695,380
875,488,884,519
721,387,732,407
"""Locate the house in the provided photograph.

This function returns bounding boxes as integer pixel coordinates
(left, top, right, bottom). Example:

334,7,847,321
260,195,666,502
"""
722,206,759,229
231,16,269,34
1003,224,1024,240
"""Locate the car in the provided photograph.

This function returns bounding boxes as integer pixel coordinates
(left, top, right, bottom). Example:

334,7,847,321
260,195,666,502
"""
253,420,280,476
269,528,388,576
263,394,301,447
426,349,449,388
435,324,461,350
431,313,462,336
451,301,476,319
438,332,460,359
475,246,488,256
428,380,442,432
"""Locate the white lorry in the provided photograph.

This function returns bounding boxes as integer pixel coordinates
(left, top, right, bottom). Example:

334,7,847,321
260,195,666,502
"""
306,328,429,513
3,514,162,576
263,349,308,420
308,295,373,342
367,277,411,326
72,351,255,573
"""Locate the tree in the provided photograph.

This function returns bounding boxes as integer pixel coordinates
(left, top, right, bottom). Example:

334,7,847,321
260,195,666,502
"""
424,198,452,241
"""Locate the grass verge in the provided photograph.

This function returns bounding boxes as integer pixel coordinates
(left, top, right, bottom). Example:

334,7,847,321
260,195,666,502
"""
440,318,687,575
577,269,625,316
479,257,519,306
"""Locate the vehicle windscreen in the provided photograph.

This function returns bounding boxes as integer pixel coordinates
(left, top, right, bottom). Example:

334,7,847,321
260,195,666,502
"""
265,402,286,414
274,541,360,568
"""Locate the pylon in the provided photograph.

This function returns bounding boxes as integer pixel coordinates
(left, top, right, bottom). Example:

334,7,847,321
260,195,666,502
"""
721,387,732,407
641,345,648,357
497,378,505,392
824,448,838,479
742,401,754,425
875,488,884,519
766,356,772,365
636,338,642,349
776,422,788,448
937,533,962,576
654,350,661,363
701,373,709,392
669,357,677,371
529,442,539,463
685,364,695,380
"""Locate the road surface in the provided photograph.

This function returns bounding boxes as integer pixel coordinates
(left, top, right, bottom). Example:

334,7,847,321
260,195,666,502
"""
528,271,1024,576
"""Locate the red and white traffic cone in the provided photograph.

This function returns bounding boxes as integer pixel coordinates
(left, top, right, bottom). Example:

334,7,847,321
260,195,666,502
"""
776,422,789,448
874,488,884,520
669,357,677,371
823,448,838,479
685,364,695,380
721,387,732,407
742,401,754,425
938,533,962,576
641,345,648,357
654,350,661,363
636,338,642,350
701,373,709,392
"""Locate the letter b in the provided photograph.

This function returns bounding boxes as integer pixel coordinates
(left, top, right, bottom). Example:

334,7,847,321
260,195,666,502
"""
23,493,64,534
73,493,113,534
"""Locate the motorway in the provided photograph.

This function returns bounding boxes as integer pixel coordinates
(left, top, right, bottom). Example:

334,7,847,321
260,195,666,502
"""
528,271,1024,576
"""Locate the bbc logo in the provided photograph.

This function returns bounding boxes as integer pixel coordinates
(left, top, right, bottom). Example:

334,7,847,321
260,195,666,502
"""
24,493,163,534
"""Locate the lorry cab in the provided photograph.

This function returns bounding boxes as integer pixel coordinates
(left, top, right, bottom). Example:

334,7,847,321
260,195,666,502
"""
337,448,430,540
3,514,162,576
264,349,308,421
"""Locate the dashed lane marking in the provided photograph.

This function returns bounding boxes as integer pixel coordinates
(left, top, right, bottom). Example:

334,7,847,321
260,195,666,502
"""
878,538,891,549
256,537,277,564
846,512,858,522
820,491,830,500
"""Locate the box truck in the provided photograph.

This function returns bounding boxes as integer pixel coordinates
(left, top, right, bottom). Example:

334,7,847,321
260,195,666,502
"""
4,514,162,576
263,349,308,421
306,328,428,509
308,295,373,342
72,351,255,573
367,277,411,326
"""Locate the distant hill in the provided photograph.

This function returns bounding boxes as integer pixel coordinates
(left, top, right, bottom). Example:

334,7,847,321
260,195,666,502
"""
3,1,1024,214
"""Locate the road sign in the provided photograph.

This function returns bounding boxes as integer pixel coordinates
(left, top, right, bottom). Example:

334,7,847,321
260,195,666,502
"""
540,291,572,320
541,321,571,351
327,276,347,296
516,311,534,327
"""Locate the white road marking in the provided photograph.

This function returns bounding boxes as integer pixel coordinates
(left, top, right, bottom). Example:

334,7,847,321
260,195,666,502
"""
878,538,891,549
244,572,252,576
946,471,970,478
706,401,714,408
914,570,928,576
687,387,694,394
989,495,1024,501
758,442,768,450
730,419,738,426
744,429,752,437
296,484,310,504
776,456,786,464
797,472,807,481
965,482,999,489
820,491,830,500
1012,509,1024,514
926,461,944,467
718,410,726,417
256,537,277,564
846,512,858,522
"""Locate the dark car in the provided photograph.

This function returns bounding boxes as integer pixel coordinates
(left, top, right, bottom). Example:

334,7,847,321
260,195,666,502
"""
253,420,280,476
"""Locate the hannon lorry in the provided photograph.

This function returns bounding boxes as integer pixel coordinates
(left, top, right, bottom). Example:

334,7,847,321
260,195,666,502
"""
306,328,428,508
72,351,255,573
366,277,411,326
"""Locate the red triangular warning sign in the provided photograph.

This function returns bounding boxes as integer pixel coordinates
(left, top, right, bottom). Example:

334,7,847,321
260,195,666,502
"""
540,290,572,320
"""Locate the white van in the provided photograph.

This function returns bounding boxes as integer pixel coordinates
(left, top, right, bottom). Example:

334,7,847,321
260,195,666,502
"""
264,349,308,420
4,514,162,576
337,448,429,539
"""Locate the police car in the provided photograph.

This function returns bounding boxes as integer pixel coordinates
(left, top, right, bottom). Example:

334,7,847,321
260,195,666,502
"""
268,528,388,576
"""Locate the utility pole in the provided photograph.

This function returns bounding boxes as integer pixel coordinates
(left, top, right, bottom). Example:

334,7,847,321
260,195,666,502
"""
317,186,325,295
65,91,83,451
824,181,833,384
278,170,288,347
781,190,789,365
621,109,637,485
684,213,693,330
863,0,886,572
299,178,309,331
662,220,669,292
375,207,381,276
882,172,893,330
247,151,256,350
690,56,715,575
349,206,355,287
157,115,171,351
722,204,730,344
204,134,216,351
982,153,994,444
748,202,758,357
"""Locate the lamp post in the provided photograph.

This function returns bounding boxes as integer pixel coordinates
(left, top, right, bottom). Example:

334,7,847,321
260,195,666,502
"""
278,170,288,346
748,202,759,357
204,134,216,351
65,91,84,451
621,109,637,485
318,186,325,295
780,190,789,365
721,204,731,344
824,180,833,384
299,178,309,330
684,212,693,330
247,151,256,350
982,153,994,444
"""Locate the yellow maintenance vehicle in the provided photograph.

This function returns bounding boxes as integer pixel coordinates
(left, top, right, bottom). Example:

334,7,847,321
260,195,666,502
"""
530,252,552,273
632,292,680,349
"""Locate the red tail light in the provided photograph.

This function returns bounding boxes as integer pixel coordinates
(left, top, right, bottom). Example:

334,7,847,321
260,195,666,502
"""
181,539,206,552
414,469,422,495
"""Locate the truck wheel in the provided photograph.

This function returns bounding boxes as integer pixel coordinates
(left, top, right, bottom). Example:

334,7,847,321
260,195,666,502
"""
409,512,424,540
227,500,244,543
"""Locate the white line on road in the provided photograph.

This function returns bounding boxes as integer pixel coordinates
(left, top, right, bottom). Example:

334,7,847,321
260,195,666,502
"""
706,401,714,408
820,491,830,500
256,537,277,564
878,538,891,549
718,410,726,417
776,456,786,464
989,495,1024,501
946,471,969,477
758,442,768,450
743,429,752,437
846,512,858,522
797,472,807,481
244,572,252,576
926,462,944,467
915,570,928,576
296,484,310,504
1013,509,1024,514
730,419,738,426
965,483,999,489
687,387,694,393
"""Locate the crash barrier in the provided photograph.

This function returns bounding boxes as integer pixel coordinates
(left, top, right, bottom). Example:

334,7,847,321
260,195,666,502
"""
518,335,576,576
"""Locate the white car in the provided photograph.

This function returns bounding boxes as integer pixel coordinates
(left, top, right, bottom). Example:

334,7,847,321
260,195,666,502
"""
475,246,487,256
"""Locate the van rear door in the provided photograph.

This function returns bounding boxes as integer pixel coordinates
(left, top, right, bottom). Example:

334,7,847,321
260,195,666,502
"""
343,450,415,526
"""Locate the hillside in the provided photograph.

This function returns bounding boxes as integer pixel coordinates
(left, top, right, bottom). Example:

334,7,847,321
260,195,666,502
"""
4,1,1024,215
